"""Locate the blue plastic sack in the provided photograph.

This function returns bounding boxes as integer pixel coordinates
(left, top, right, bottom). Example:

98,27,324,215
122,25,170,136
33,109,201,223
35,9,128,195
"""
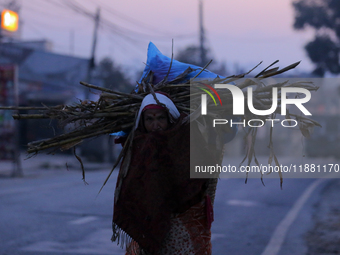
138,42,225,85
134,42,237,144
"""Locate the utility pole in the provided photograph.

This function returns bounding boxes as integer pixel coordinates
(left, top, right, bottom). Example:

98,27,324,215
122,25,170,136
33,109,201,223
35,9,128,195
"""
70,29,74,56
85,7,100,99
12,64,22,177
1,0,21,42
199,0,207,67
1,0,23,177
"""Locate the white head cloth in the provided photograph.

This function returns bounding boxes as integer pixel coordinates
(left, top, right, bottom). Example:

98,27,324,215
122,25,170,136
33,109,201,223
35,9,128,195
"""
135,93,180,130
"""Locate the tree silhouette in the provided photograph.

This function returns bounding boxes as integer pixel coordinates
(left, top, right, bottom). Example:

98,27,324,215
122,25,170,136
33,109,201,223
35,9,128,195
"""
176,45,228,76
95,57,132,93
293,0,340,76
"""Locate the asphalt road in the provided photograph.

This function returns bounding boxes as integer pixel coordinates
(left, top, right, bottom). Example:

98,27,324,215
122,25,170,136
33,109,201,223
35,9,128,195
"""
0,155,338,255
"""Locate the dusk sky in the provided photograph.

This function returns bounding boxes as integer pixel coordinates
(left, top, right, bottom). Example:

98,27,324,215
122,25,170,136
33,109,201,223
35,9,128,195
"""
5,0,315,76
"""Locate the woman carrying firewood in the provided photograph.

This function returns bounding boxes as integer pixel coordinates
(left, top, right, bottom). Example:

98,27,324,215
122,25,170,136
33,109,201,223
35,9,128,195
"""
112,92,218,255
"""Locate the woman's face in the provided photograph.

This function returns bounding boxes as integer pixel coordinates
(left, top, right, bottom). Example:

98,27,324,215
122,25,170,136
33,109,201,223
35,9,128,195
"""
143,108,169,132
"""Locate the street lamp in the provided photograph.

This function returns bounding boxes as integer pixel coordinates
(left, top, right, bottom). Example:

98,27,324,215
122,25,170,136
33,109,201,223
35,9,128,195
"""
1,9,19,32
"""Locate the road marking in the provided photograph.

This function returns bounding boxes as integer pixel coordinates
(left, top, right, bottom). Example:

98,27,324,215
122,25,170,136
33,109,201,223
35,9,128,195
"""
227,199,260,207
261,178,327,255
69,216,98,225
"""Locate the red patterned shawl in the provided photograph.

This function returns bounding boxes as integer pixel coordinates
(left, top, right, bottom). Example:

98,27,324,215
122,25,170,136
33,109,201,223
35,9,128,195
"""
112,114,215,254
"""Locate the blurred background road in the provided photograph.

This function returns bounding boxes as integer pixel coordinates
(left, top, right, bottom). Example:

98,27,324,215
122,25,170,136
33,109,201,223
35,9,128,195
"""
0,154,339,255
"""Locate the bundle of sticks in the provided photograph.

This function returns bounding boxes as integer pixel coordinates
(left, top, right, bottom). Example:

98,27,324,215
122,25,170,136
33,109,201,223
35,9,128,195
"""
0,60,320,185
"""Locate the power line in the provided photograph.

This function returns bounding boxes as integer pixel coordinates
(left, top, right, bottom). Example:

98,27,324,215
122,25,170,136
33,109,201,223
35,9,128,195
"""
44,0,69,9
22,0,92,30
58,0,195,41
23,3,75,23
57,0,143,50
82,0,185,36
21,11,87,35
19,0,197,63
21,0,195,54
61,0,95,19
59,0,140,44
100,15,194,41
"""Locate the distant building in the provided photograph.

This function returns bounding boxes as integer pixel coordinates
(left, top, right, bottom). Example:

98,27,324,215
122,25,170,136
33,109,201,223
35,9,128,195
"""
0,41,89,105
0,41,90,151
